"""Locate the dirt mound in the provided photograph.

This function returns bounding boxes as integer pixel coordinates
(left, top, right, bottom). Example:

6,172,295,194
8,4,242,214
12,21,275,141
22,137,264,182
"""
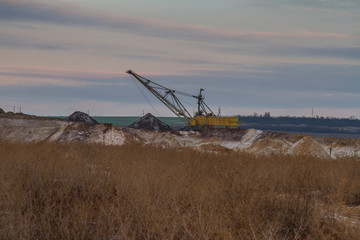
66,111,98,125
289,136,329,157
260,131,306,143
0,111,63,121
200,128,247,141
0,108,4,114
128,113,172,131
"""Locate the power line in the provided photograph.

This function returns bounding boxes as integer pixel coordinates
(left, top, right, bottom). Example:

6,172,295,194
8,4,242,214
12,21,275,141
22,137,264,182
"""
130,75,160,116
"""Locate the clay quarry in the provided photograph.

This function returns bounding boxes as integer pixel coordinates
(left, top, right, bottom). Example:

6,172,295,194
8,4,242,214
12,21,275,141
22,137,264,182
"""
2,109,360,239
0,109,359,159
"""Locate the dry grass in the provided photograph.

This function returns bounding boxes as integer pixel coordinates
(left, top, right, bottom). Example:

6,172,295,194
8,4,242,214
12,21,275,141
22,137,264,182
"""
0,141,360,240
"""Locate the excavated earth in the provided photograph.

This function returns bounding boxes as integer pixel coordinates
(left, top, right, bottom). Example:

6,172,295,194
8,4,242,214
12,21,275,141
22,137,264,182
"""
129,113,172,131
0,113,359,159
66,111,99,125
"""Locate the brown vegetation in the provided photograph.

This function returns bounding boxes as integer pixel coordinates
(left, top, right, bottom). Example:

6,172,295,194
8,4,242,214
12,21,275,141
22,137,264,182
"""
0,141,360,239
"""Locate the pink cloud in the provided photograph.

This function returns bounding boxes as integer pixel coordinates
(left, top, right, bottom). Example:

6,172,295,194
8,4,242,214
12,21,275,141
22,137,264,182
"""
0,66,128,86
0,0,357,43
0,66,190,86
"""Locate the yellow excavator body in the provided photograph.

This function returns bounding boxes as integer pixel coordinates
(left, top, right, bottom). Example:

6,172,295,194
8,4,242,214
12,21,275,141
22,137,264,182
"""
190,116,239,127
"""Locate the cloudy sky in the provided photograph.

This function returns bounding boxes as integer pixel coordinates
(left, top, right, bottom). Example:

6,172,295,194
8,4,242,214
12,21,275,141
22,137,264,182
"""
0,0,359,117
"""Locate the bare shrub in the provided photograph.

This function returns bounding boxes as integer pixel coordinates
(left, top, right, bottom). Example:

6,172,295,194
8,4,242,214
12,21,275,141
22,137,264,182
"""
0,141,359,239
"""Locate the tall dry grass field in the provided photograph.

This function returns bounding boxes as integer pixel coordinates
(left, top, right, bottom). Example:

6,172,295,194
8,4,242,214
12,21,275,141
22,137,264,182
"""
0,141,359,239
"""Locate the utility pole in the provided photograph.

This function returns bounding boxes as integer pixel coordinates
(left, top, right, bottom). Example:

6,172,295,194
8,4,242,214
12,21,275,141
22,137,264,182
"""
218,106,221,116
312,108,314,118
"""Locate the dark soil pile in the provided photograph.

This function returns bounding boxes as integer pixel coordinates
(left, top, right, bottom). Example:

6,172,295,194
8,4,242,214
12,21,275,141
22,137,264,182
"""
129,113,172,131
0,108,4,114
66,111,98,125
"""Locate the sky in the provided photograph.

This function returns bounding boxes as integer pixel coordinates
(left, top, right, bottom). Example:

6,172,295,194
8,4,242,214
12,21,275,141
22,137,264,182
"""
0,0,359,118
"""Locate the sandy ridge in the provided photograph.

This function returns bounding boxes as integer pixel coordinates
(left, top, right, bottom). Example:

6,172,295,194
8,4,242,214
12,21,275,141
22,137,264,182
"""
0,116,359,158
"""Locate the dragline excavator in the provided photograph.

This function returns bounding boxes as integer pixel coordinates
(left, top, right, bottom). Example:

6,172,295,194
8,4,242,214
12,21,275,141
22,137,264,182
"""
127,70,239,128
